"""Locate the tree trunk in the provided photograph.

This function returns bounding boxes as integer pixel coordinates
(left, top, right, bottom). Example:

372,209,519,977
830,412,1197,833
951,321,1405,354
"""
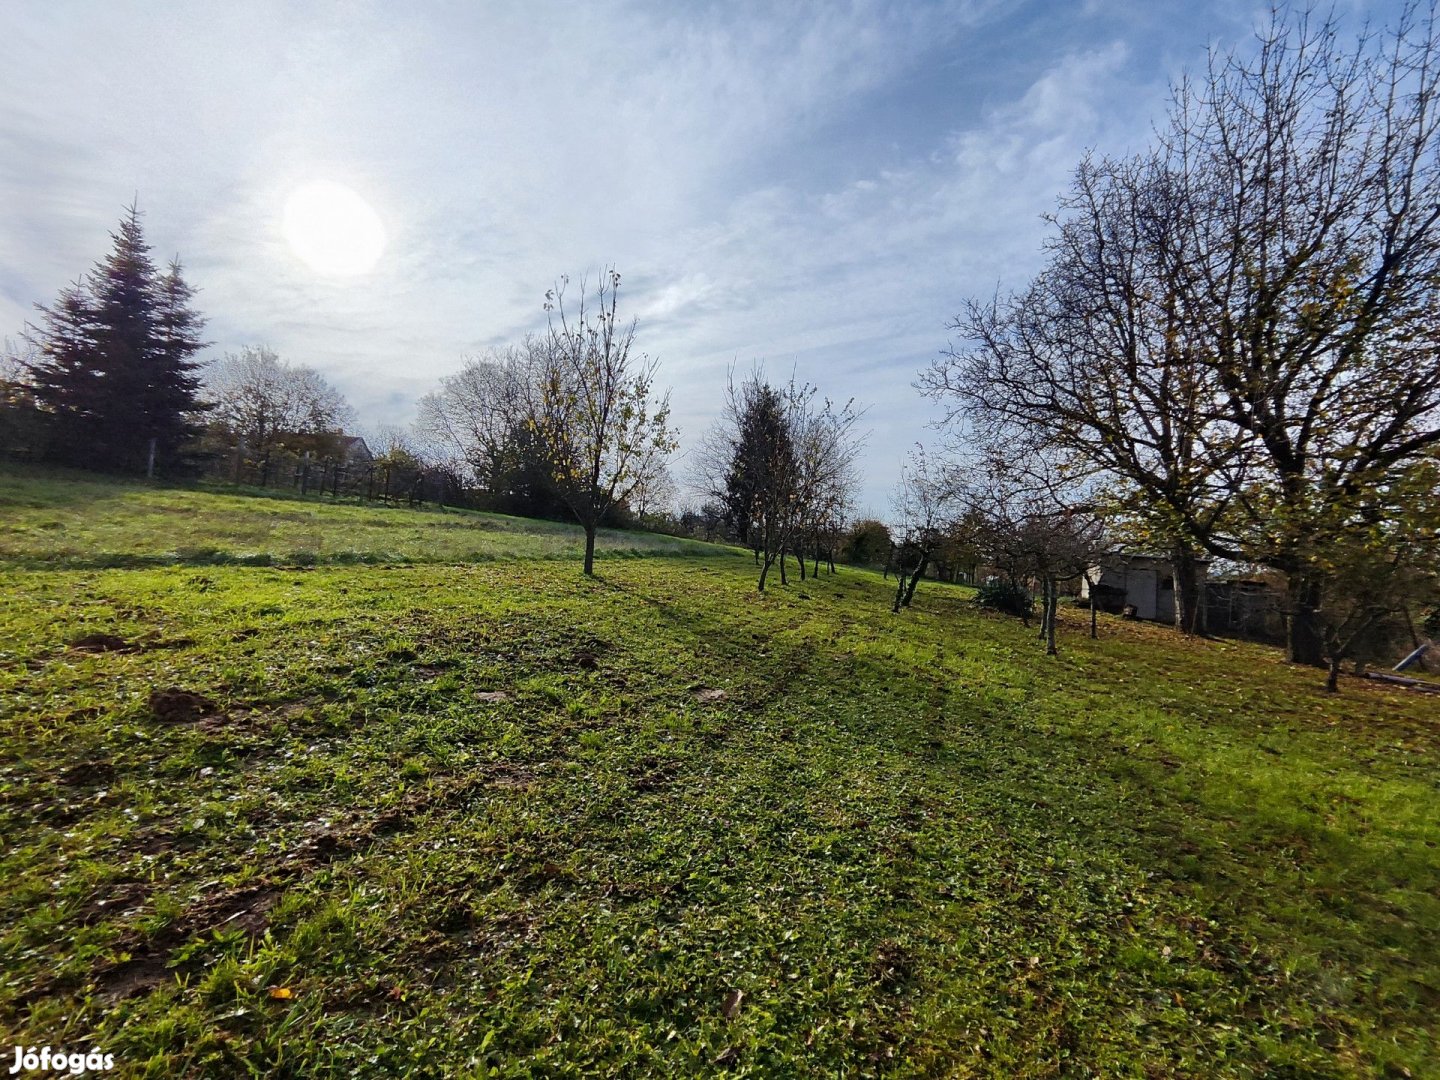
779,545,788,585
1045,576,1058,656
758,554,774,592
582,525,597,575
1325,653,1342,693
902,549,930,607
1084,572,1098,639
1287,575,1326,667
1171,545,1205,636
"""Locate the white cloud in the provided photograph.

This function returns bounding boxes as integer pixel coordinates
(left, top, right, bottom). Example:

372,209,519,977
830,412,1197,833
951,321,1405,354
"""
2,0,1285,508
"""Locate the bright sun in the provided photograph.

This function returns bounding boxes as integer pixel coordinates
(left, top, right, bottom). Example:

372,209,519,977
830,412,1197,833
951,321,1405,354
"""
282,180,386,276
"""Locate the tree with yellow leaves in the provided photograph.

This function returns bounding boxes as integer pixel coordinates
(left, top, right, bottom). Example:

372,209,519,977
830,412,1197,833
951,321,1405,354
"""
531,269,679,575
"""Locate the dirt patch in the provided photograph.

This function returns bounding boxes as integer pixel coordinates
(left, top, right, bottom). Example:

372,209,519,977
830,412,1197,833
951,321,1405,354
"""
91,885,281,1001
98,954,172,1001
869,940,917,991
631,754,679,793
210,887,281,935
68,633,194,655
474,690,510,703
148,688,218,724
59,760,116,787
695,688,729,703
76,881,148,927
68,633,133,653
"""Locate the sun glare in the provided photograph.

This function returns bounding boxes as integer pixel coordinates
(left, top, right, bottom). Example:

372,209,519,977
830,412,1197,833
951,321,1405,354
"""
282,180,386,276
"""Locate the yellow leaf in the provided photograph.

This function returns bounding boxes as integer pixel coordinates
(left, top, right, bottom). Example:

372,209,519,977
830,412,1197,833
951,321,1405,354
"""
268,986,294,999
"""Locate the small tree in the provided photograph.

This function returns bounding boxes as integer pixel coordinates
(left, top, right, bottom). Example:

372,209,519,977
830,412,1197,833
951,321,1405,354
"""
531,269,678,575
958,454,1106,655
1312,459,1440,692
890,446,959,612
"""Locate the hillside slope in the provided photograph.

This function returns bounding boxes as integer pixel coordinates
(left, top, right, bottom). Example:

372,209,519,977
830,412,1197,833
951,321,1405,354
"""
0,468,720,569
0,473,1436,1077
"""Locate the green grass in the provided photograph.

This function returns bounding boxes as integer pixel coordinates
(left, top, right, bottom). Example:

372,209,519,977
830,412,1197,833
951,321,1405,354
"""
0,467,718,568
1,469,1437,1077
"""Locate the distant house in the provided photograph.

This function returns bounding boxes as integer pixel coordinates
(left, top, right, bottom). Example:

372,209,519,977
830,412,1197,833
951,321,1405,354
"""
1079,553,1210,623
338,436,372,466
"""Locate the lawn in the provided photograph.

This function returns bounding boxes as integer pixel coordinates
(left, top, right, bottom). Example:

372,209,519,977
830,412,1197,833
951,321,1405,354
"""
0,468,716,568
1,470,1436,1077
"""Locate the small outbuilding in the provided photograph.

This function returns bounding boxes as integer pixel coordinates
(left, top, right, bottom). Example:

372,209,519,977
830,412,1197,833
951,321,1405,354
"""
338,435,373,466
1079,553,1209,623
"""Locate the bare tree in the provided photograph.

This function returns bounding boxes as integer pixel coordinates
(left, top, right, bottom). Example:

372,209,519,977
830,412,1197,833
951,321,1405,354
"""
781,380,864,585
530,269,678,575
692,368,863,590
889,445,960,612
630,461,678,521
926,5,1440,667
1152,4,1440,664
415,343,540,494
921,155,1235,637
205,345,353,482
957,454,1106,655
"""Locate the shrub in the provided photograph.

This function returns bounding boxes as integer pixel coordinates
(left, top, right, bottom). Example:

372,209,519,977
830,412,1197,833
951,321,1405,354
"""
841,519,892,566
975,579,1033,619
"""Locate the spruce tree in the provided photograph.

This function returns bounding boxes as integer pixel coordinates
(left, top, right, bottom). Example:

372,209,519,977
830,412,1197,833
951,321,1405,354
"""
28,205,209,473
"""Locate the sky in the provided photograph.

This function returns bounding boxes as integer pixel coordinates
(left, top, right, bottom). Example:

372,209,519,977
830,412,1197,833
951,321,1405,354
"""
0,0,1394,514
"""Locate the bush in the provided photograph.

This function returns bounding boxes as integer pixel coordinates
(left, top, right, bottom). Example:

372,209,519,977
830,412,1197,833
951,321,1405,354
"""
841,519,892,566
975,579,1033,619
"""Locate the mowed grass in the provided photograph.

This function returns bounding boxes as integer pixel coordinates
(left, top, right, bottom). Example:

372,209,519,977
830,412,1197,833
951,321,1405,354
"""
0,473,1437,1077
0,467,717,569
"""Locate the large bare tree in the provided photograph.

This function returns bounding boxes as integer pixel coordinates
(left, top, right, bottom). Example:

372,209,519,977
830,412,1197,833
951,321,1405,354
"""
205,345,353,481
926,4,1440,666
415,342,540,494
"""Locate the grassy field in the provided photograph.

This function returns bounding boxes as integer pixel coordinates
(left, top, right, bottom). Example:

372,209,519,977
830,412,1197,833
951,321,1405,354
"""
0,469,715,568
1,469,1437,1077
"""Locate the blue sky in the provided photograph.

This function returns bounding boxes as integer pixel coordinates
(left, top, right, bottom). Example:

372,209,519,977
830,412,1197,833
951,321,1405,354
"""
0,0,1391,513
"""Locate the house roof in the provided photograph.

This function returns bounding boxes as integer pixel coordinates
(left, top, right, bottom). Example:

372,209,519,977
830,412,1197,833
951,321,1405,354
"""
1094,551,1213,565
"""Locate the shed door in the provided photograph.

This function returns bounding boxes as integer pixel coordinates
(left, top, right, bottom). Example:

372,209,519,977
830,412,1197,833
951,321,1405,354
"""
1128,568,1158,620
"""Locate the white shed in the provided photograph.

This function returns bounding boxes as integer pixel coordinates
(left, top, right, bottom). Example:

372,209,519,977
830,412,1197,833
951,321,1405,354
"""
1079,554,1208,623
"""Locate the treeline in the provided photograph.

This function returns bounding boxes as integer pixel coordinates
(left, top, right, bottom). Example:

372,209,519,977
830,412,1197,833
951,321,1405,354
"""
0,217,682,561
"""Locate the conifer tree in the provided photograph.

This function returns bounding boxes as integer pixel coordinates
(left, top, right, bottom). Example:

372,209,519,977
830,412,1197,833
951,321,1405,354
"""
27,205,209,473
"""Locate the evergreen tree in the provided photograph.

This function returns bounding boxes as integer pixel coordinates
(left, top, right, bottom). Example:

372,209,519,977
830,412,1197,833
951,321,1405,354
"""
27,205,209,473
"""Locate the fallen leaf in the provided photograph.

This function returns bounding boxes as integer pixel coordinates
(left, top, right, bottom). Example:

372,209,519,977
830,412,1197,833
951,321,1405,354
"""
268,986,293,999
